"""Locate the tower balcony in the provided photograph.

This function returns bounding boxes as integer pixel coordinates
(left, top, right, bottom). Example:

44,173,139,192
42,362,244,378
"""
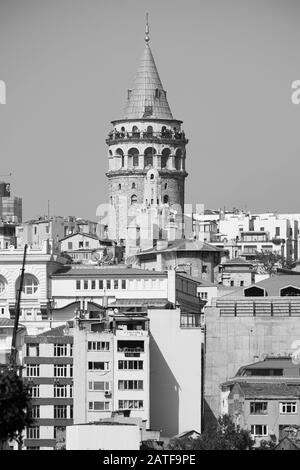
106,130,188,146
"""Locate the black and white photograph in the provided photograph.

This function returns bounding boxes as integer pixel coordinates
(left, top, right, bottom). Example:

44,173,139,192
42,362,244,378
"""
1,0,300,457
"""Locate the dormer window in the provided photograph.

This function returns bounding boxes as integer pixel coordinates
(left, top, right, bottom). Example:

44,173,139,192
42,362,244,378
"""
155,88,160,99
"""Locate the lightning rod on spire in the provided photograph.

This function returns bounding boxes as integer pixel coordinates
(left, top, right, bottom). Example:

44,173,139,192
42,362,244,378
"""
145,13,150,43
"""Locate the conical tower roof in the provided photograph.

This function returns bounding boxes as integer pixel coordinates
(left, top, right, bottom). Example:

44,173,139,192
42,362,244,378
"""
123,33,173,120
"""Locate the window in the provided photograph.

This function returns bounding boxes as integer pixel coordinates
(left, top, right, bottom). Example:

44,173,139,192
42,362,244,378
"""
68,242,73,250
0,275,7,294
26,365,39,377
19,274,39,295
70,385,73,398
31,405,40,419
230,280,234,287
163,195,169,204
79,241,83,248
85,241,89,248
88,402,110,411
240,281,244,287
54,344,67,357
119,400,143,410
199,292,208,300
280,402,297,414
121,279,126,289
84,280,88,290
26,446,39,450
26,343,39,357
54,405,67,419
250,425,268,437
275,227,280,236
54,384,67,398
118,184,121,190
106,280,111,290
29,385,40,398
91,280,96,290
70,405,73,419
54,364,67,377
70,365,73,377
144,147,155,167
118,380,143,390
114,280,118,289
250,402,268,415
88,341,110,351
202,265,208,274
132,182,136,189
27,426,39,439
76,280,81,290
99,280,103,289
88,362,110,371
131,194,137,205
54,426,66,440
88,381,110,391
118,360,143,370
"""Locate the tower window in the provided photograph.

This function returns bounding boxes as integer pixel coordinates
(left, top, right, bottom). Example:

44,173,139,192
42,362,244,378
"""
118,184,121,190
164,183,167,189
163,195,169,204
155,88,160,99
131,194,137,205
144,147,156,167
132,182,136,189
147,125,153,136
161,148,170,168
150,174,154,180
132,126,140,137
129,147,139,167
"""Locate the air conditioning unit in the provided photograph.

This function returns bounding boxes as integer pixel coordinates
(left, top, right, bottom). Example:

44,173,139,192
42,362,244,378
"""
105,391,112,397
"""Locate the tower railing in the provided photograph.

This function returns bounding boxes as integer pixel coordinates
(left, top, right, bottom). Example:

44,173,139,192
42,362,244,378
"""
106,130,188,144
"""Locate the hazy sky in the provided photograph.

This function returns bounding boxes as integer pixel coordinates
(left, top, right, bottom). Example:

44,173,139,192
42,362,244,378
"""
1,0,300,221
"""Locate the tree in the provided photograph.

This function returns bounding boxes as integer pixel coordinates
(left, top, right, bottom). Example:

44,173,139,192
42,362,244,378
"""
253,250,282,275
167,415,254,450
0,368,33,450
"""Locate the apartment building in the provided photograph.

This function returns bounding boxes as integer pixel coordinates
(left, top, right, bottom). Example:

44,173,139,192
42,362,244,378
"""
221,357,300,446
23,325,73,450
72,312,150,427
204,274,300,426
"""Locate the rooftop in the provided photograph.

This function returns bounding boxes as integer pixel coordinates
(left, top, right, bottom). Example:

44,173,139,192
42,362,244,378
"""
235,382,300,398
51,265,166,278
137,239,222,256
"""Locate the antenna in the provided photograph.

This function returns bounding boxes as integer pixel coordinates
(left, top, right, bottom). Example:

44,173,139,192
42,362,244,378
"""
145,13,150,43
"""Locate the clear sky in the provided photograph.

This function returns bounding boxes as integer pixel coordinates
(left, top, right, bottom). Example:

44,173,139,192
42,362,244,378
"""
1,0,300,221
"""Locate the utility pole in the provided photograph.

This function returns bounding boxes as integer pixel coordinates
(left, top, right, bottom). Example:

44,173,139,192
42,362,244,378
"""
9,244,28,368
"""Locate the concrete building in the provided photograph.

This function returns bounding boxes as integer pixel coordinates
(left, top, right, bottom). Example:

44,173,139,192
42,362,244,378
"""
221,357,300,446
72,312,150,427
132,239,222,283
220,257,254,287
105,23,188,252
204,274,300,426
0,242,66,335
23,325,73,450
66,422,141,450
16,216,99,251
0,317,25,365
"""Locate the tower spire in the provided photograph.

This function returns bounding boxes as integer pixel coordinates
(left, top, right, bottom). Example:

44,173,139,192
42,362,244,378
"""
145,13,150,43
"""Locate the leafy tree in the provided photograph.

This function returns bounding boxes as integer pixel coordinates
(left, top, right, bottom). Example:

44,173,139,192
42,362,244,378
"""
257,439,276,450
167,415,254,450
253,250,282,275
0,368,33,450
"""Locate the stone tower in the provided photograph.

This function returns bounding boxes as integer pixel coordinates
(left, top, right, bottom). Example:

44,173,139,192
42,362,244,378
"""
106,20,188,253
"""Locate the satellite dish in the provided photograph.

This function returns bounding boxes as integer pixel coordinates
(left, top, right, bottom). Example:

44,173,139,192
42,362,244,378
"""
91,251,100,261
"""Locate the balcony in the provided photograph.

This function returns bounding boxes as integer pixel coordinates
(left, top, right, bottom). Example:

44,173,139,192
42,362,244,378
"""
106,130,188,145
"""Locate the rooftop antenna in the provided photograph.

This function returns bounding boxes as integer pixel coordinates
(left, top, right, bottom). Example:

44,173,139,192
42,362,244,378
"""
145,13,150,43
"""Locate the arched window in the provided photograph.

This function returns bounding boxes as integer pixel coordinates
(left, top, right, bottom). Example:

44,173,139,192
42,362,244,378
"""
280,286,300,296
132,182,136,189
175,149,182,170
147,125,153,136
161,148,170,168
0,275,7,294
150,173,154,180
132,126,140,137
109,150,113,156
244,286,265,297
17,274,39,295
163,195,169,204
128,148,139,167
131,194,137,205
164,183,167,189
144,147,156,167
